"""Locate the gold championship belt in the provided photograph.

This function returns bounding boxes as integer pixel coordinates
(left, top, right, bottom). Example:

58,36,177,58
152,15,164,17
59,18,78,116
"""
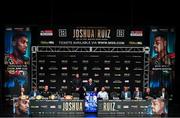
19,95,29,100
49,95,57,100
64,95,73,100
35,95,44,100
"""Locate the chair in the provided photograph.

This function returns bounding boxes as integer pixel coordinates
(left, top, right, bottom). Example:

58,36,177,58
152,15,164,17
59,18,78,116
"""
110,92,119,100
72,93,80,99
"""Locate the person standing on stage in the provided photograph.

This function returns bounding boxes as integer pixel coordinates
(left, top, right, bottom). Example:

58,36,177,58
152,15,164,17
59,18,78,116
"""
72,73,84,99
84,78,97,92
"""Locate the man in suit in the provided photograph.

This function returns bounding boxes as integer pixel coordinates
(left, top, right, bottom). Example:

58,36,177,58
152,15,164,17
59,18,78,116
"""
121,86,131,100
144,87,154,100
72,73,84,99
133,87,143,100
29,86,40,98
158,87,168,100
41,85,51,97
84,78,97,92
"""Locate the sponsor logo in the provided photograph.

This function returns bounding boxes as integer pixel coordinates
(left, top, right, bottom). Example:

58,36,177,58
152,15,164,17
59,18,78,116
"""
62,67,67,70
104,67,110,70
104,73,110,76
114,73,122,76
135,80,141,83
125,80,129,83
105,80,109,83
94,73,99,77
38,60,45,63
49,60,56,63
48,67,58,70
40,29,53,36
131,105,138,108
83,67,87,70
135,74,141,77
82,60,89,63
152,28,157,32
92,67,101,70
39,80,44,82
114,67,121,70
61,73,68,76
94,80,99,83
113,80,122,83
61,86,68,89
50,73,56,76
41,105,48,108
123,105,129,108
83,80,88,83
113,87,121,89
50,86,56,89
116,29,125,37
72,67,79,70
50,80,57,83
82,73,88,76
124,60,131,64
50,106,56,108
63,80,66,83
38,73,45,76
61,60,68,63
124,73,130,77
59,29,67,37
133,67,143,70
30,106,39,108
130,30,143,37
104,60,111,64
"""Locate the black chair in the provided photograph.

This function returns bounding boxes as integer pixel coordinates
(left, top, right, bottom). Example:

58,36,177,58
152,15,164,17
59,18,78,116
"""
72,93,80,99
110,92,119,100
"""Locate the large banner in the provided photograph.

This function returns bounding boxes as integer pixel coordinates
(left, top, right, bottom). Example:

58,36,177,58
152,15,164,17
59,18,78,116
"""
31,27,146,95
98,99,168,117
2,26,176,101
4,27,31,97
150,27,175,98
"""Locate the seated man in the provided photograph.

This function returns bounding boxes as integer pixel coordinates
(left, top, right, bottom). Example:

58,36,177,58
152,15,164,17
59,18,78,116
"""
110,91,119,100
29,86,40,98
97,86,109,100
158,87,168,100
143,87,154,100
41,85,51,98
121,86,131,100
133,87,143,100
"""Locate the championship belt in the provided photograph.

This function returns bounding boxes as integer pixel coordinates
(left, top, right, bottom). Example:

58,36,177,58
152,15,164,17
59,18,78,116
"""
64,95,73,100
